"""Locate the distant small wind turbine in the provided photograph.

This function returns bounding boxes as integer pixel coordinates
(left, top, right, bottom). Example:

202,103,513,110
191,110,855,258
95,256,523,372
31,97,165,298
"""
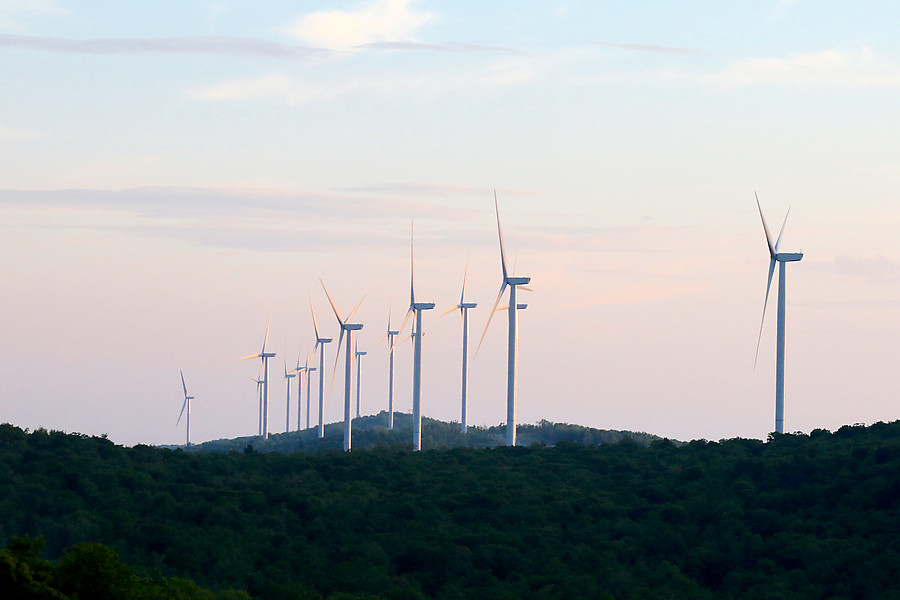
355,341,367,419
177,370,194,447
320,279,365,452
239,318,276,439
305,358,317,430
438,257,477,433
310,300,332,438
478,191,531,447
755,193,803,434
399,222,434,451
250,375,264,435
283,359,296,433
377,308,400,429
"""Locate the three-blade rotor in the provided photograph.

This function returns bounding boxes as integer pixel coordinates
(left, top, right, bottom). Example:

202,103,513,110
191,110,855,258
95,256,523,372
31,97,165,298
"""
754,193,793,367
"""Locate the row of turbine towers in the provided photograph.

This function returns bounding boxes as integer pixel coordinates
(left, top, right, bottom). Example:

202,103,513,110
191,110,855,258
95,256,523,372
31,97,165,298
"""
177,192,801,449
229,192,530,452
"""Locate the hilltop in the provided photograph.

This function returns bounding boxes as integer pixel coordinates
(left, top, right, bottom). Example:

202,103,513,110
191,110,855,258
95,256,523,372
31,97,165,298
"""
187,413,663,453
2,420,900,599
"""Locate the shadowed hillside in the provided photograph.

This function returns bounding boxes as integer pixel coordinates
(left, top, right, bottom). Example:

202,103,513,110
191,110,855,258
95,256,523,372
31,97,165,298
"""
3,420,900,599
187,412,661,453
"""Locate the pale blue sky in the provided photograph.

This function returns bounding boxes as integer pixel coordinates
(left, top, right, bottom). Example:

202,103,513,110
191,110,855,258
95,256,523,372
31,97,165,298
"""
2,1,900,446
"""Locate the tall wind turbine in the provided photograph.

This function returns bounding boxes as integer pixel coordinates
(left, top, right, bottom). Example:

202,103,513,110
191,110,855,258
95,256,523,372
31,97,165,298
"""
478,191,531,447
439,258,477,433
250,375,264,435
310,301,332,438
239,319,276,439
378,309,400,429
177,370,194,447
321,279,365,452
755,193,803,434
283,360,296,433
400,223,434,451
305,358,316,430
294,353,306,432
355,341,367,419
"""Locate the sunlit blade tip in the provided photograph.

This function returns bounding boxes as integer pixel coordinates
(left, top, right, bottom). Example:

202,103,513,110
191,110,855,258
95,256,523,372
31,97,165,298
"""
320,278,344,324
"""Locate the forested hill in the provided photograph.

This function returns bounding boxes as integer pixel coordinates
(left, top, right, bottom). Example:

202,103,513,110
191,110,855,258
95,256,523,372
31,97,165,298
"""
3,421,900,599
188,413,661,453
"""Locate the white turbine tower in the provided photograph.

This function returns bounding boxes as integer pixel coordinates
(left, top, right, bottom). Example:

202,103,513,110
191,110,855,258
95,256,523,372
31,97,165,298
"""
399,223,434,451
294,352,315,431
439,258,477,433
321,279,365,452
478,191,531,447
177,370,194,447
310,300,332,439
377,309,400,430
355,341,367,420
239,319,276,439
755,193,803,434
283,360,296,433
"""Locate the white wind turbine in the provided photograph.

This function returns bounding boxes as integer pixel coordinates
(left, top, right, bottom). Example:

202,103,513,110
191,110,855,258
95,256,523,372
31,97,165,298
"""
399,223,434,451
377,308,400,430
320,279,365,452
310,300,332,438
355,341,367,420
283,359,296,433
304,357,317,430
177,370,194,447
755,193,803,434
250,375,264,435
438,258,477,433
478,191,531,447
294,352,316,431
239,318,276,439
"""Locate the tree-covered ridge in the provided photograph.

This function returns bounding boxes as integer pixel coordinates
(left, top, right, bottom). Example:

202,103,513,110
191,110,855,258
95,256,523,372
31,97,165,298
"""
188,412,661,453
2,421,900,599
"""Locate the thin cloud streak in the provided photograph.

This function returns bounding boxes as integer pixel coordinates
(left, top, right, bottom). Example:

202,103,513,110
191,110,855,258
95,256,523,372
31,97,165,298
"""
593,41,707,56
290,0,433,50
359,41,524,55
0,33,328,59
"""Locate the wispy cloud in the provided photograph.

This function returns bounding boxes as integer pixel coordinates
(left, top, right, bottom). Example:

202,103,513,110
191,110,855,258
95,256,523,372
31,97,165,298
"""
832,255,900,285
593,42,706,56
358,41,523,55
702,46,900,88
289,0,433,50
0,124,41,141
0,33,327,59
337,183,540,198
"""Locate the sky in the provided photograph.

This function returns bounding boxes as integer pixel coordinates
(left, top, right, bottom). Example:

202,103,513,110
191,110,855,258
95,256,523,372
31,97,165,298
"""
2,0,900,447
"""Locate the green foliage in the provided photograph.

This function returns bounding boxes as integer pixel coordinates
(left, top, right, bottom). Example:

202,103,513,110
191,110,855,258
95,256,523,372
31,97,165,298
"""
3,420,900,599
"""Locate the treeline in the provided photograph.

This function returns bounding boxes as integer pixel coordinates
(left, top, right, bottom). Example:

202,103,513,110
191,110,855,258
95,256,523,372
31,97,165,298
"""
2,421,900,599
188,413,660,454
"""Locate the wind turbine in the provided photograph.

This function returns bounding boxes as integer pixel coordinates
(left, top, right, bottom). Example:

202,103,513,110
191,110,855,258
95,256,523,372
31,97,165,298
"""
294,353,306,432
755,193,803,434
355,341,367,420
378,309,400,429
177,370,194,447
438,258,477,433
305,359,317,430
478,191,531,447
399,222,434,451
283,360,296,433
310,300,332,438
320,279,365,452
239,318,276,439
250,375,264,435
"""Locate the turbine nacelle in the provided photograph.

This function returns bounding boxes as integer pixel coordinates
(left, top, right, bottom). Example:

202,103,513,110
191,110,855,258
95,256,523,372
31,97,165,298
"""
507,276,531,286
776,252,803,262
459,302,477,309
412,302,435,311
317,337,333,344
344,323,363,331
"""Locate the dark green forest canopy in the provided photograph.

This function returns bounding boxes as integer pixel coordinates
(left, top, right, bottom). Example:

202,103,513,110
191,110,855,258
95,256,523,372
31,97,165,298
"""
2,420,900,599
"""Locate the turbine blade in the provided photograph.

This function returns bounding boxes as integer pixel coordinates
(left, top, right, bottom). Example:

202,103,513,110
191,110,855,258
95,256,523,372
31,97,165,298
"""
180,370,188,398
310,297,321,339
755,192,775,258
330,330,345,399
495,190,509,282
519,286,533,292
377,330,389,344
347,294,366,323
398,307,414,336
410,220,416,307
774,207,791,253
461,252,470,306
754,257,777,368
176,398,187,426
437,305,458,318
262,315,271,354
476,282,507,357
320,278,344,325
238,353,259,361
